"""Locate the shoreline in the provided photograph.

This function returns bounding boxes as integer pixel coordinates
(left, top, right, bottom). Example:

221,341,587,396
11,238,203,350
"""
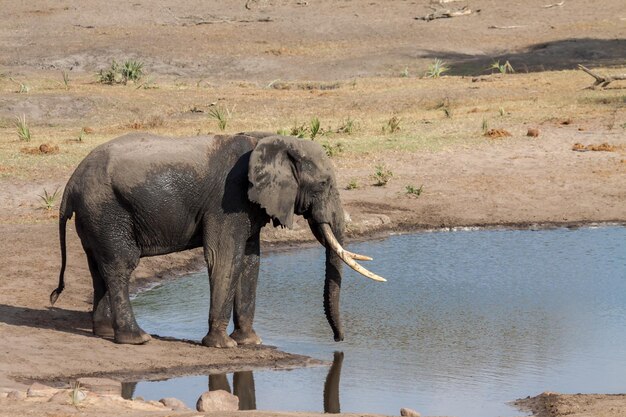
131,219,626,293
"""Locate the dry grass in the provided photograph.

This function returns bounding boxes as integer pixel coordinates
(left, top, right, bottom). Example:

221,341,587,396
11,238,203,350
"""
485,128,512,139
0,68,624,180
572,142,621,152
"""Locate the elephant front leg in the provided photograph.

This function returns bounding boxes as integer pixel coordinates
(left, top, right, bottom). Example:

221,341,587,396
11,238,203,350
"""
202,239,239,348
231,233,262,346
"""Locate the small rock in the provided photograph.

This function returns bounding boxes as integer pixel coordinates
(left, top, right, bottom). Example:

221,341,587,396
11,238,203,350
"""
7,390,27,400
77,377,122,396
160,397,190,410
148,400,165,408
196,390,239,412
400,407,421,417
27,382,59,398
48,390,71,405
527,128,540,137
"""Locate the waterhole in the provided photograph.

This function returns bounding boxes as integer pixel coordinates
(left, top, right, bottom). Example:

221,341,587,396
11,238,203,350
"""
128,226,626,416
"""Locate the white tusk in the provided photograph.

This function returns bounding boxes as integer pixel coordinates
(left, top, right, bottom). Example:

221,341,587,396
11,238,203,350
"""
320,224,387,282
345,250,373,261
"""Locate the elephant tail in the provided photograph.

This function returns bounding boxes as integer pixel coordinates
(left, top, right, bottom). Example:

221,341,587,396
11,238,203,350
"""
50,188,74,306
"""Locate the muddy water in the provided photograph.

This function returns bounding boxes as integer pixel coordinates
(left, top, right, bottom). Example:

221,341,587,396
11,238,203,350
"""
129,226,626,417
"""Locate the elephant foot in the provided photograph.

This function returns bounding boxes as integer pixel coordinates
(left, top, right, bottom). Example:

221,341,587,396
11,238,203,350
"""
230,329,262,346
202,331,238,348
114,329,152,345
93,321,115,338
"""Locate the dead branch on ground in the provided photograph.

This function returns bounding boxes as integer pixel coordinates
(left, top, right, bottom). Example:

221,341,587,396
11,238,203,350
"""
578,64,626,89
488,25,525,29
415,6,478,21
543,1,565,8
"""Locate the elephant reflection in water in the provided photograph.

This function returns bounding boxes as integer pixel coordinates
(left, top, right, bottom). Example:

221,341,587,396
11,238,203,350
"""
209,371,256,410
209,351,345,413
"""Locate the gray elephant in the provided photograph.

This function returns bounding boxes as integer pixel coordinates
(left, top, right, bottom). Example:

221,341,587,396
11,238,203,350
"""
50,132,385,347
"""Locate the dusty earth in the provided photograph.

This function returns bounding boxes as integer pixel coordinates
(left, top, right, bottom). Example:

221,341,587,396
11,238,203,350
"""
1,1,626,416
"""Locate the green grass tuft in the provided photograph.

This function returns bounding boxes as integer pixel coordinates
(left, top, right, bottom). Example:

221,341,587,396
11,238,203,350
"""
372,164,393,186
15,115,31,141
425,59,449,78
38,188,60,211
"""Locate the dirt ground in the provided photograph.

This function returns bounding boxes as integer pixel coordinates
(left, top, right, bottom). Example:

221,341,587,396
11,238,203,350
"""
1,1,626,416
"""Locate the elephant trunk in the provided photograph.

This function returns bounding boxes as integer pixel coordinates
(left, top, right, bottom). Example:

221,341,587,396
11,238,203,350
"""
307,198,345,342
308,192,386,342
324,221,345,342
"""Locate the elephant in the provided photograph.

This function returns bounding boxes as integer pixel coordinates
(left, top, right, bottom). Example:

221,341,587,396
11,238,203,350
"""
50,131,385,347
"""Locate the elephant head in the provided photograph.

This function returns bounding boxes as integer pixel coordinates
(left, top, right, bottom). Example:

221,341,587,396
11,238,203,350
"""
248,135,385,341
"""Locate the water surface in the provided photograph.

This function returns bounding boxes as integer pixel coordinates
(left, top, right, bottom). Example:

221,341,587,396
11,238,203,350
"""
130,226,626,416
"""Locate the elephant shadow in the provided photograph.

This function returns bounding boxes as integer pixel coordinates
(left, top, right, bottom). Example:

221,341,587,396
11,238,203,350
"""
123,351,345,413
0,303,93,337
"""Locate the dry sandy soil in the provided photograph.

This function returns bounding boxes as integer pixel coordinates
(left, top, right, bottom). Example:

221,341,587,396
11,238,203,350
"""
1,1,626,416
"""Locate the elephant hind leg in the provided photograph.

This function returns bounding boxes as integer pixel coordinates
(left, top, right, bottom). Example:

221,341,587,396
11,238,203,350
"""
85,248,114,338
98,248,150,345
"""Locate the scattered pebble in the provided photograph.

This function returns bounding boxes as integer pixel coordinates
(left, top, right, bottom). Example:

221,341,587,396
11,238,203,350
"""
160,397,190,410
527,128,540,137
7,390,27,400
48,390,71,404
27,382,59,398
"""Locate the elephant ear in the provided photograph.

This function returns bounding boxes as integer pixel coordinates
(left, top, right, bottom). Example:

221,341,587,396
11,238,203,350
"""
248,136,300,228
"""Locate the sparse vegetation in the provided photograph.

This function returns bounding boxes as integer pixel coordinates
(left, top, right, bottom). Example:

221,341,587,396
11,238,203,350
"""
336,117,357,134
310,117,322,139
15,115,31,141
69,381,86,407
62,70,70,90
489,60,515,74
121,60,144,83
400,67,409,78
481,118,489,134
405,184,423,197
499,107,506,117
425,58,449,78
38,188,60,211
98,60,120,84
382,116,401,133
9,77,29,93
372,164,393,186
346,179,359,190
322,141,344,157
290,122,308,138
207,105,230,131
135,75,157,90
98,59,145,84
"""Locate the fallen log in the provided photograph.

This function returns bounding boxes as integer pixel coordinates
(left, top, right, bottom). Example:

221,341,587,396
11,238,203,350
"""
578,64,626,89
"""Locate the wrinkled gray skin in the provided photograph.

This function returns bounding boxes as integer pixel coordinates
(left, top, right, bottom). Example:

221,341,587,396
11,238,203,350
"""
52,132,346,347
